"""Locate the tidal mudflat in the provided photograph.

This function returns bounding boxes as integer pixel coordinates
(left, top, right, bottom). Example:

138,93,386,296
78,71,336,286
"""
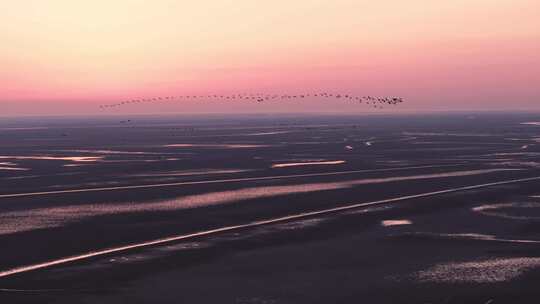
1,113,540,303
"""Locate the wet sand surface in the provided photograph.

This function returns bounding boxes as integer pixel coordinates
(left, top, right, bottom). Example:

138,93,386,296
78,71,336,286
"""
1,113,540,303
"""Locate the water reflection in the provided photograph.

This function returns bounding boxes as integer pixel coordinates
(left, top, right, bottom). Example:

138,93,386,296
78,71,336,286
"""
0,182,350,235
0,161,29,171
381,220,412,227
417,257,540,283
0,156,103,162
520,122,540,126
164,144,272,148
0,168,518,235
128,169,254,178
472,202,540,220
271,161,345,168
0,166,29,171
52,149,170,155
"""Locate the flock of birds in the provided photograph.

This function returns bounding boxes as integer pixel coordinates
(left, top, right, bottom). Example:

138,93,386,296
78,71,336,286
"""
99,92,405,110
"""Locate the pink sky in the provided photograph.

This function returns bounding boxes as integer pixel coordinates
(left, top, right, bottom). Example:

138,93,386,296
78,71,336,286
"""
1,0,539,115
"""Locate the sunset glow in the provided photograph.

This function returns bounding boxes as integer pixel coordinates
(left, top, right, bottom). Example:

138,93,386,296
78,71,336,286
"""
1,0,539,115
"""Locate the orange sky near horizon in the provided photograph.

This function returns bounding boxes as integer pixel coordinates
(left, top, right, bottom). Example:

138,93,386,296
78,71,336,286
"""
1,0,539,115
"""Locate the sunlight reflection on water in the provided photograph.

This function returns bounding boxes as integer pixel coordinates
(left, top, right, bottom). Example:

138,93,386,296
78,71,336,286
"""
0,168,518,235
271,160,345,168
417,257,540,283
381,219,412,227
0,155,103,162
